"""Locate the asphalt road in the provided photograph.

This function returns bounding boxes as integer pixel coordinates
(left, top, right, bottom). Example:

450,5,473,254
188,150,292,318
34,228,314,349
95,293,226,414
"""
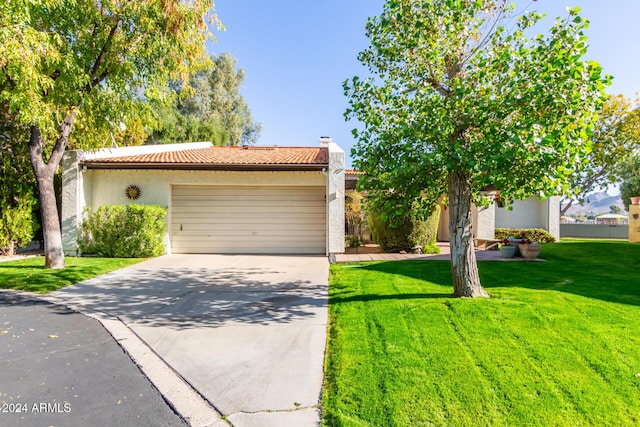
0,291,185,427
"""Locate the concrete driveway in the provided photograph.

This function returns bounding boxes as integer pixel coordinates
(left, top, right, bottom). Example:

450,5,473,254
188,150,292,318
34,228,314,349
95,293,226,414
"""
49,254,329,427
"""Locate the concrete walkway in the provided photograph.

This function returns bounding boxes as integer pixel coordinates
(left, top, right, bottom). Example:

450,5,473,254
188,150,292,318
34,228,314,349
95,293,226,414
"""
47,255,328,427
335,243,543,263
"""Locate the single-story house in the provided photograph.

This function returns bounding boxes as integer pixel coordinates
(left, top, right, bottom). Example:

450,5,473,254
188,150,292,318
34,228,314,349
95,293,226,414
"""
61,137,345,256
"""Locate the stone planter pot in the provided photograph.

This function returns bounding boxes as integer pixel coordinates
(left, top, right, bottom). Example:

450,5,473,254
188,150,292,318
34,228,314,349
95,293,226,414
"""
500,245,517,258
630,196,640,205
519,243,541,259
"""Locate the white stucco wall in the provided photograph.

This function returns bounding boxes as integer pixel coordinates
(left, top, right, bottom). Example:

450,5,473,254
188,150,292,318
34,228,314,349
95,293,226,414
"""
325,140,345,254
475,204,495,240
494,196,560,240
86,169,326,209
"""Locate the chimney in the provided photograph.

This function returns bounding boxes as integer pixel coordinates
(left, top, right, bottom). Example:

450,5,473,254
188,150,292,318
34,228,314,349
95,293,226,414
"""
319,136,333,147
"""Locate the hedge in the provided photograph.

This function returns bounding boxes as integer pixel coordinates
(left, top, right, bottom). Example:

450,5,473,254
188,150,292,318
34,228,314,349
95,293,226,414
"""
79,204,167,257
368,205,441,253
494,227,556,243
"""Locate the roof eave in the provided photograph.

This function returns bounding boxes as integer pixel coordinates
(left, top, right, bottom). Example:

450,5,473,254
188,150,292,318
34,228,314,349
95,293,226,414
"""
80,162,329,172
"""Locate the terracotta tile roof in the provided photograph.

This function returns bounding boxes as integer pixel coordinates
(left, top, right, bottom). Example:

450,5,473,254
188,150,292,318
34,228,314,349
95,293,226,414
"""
82,146,329,170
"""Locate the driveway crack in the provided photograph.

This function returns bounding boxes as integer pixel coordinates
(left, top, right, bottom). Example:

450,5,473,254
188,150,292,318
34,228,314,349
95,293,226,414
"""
228,403,320,416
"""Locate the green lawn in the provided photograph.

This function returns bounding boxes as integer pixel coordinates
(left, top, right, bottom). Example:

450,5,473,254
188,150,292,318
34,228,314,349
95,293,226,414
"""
0,257,144,293
324,241,640,426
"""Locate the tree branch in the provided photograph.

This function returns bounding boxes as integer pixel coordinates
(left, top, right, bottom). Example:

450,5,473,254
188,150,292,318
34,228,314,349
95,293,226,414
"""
47,109,78,168
84,17,120,93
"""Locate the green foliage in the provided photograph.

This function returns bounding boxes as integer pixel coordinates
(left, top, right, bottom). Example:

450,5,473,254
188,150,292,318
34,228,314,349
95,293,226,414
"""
79,205,167,258
562,95,640,214
0,195,38,256
0,109,38,255
0,0,216,267
148,53,262,146
151,106,229,146
0,257,143,294
325,241,640,426
494,228,556,243
346,1,609,211
0,0,216,149
619,154,640,210
368,205,440,253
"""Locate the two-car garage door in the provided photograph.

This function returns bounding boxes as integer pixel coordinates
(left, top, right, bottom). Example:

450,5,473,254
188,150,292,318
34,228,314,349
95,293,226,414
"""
171,185,326,254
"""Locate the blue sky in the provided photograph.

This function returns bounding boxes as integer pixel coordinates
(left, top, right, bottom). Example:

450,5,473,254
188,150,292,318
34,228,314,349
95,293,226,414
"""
210,1,640,169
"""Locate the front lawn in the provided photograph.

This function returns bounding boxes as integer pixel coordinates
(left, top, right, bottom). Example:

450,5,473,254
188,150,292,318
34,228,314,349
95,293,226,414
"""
324,241,640,426
0,257,144,293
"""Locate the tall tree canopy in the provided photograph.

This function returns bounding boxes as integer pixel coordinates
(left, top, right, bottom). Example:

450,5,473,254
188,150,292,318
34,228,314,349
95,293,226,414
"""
345,0,609,297
148,52,262,146
561,94,640,215
0,0,216,268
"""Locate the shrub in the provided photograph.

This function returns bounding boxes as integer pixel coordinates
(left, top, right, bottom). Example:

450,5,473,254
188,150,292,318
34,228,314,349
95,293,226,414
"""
1,118,39,256
494,228,556,243
79,204,167,257
619,154,640,211
0,193,38,256
368,205,441,253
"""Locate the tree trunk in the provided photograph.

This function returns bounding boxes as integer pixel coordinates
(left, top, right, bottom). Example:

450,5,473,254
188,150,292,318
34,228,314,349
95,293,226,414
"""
35,168,65,269
448,170,489,298
28,113,76,269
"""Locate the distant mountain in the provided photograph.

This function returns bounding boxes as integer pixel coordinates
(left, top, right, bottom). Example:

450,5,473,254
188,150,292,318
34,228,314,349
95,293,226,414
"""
564,191,626,216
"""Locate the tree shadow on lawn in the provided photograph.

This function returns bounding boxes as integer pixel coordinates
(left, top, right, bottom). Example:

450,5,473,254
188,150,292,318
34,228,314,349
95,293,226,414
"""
343,241,640,307
0,266,110,293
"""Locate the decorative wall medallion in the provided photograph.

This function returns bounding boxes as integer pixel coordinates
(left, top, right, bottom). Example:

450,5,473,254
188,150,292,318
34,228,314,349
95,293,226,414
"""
125,184,142,200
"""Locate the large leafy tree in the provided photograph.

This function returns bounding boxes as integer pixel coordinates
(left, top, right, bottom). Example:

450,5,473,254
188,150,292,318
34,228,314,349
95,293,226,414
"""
148,52,261,146
561,94,640,215
345,0,609,297
0,0,216,268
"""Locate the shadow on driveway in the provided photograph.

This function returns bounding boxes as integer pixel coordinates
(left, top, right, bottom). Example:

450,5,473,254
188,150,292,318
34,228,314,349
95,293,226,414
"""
52,264,327,329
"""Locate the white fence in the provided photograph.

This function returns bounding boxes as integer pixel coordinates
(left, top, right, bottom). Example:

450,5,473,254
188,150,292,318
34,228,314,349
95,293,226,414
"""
560,224,629,239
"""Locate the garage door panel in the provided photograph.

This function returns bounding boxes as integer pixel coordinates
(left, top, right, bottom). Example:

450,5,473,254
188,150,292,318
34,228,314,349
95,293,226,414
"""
172,202,324,212
172,206,324,215
171,223,326,233
172,236,326,245
171,185,326,254
173,198,326,206
173,186,324,195
172,214,326,224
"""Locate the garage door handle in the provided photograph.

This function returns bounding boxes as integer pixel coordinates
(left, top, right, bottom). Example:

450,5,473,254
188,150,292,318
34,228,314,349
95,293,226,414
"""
180,224,183,231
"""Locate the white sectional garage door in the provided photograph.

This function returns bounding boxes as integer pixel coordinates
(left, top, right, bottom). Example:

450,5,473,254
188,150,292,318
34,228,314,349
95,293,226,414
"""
171,185,326,254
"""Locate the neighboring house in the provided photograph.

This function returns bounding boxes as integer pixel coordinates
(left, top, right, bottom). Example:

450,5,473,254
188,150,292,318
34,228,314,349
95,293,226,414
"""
61,137,345,256
345,169,361,190
344,171,560,242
